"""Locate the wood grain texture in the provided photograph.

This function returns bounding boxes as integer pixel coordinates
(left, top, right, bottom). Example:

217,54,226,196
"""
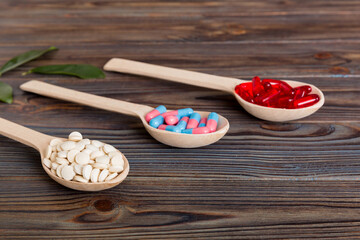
0,0,360,239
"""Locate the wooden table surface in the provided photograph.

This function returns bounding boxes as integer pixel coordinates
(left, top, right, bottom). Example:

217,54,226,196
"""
1,0,360,239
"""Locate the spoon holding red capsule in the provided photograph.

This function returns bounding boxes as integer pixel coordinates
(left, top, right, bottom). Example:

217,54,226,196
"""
104,58,324,122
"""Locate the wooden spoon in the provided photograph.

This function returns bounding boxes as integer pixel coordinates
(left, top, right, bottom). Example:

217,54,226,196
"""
0,117,129,191
104,58,325,122
20,80,229,148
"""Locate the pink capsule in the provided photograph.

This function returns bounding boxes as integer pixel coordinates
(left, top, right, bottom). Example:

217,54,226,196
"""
161,108,193,118
206,112,218,133
182,127,210,134
165,115,180,125
176,116,189,130
158,124,181,133
199,118,207,127
193,127,210,134
145,105,166,122
158,124,167,130
186,112,201,129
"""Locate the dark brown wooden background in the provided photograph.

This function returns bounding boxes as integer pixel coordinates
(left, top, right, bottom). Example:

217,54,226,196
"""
0,0,360,239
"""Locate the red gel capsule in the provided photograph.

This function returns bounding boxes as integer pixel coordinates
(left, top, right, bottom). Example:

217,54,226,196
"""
263,79,294,97
252,76,264,97
293,94,320,108
256,89,281,106
272,96,294,109
240,91,254,103
262,81,272,91
293,85,312,100
235,83,254,103
262,79,282,85
236,83,251,94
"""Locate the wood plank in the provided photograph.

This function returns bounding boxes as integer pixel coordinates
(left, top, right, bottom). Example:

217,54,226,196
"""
0,121,359,181
0,1,360,46
1,41,359,79
2,179,360,239
0,0,360,238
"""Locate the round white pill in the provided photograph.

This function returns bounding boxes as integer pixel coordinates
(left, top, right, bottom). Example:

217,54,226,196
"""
92,140,104,148
108,151,119,158
109,165,123,173
90,168,100,183
67,149,79,163
106,173,118,181
50,152,57,161
61,141,76,151
82,165,92,180
56,144,62,152
103,144,116,154
45,145,52,159
93,163,108,169
51,162,59,170
56,157,69,165
98,169,109,182
81,149,93,155
86,144,99,152
61,166,75,181
69,131,83,141
57,151,68,158
43,158,51,168
75,152,90,165
74,164,83,175
50,138,63,147
79,139,91,145
96,155,110,164
90,150,104,160
56,164,66,178
74,175,88,183
75,142,85,151
111,154,124,166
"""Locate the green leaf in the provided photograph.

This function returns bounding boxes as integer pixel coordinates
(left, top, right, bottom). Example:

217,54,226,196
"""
24,64,106,79
0,46,57,76
0,81,13,104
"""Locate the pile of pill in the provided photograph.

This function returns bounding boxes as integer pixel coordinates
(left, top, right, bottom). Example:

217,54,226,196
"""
145,105,219,134
42,132,124,183
235,76,320,109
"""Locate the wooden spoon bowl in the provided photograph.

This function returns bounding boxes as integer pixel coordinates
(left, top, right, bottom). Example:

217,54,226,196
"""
233,80,325,122
142,111,229,148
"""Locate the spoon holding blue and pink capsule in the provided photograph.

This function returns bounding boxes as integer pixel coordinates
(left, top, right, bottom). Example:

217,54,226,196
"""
20,80,229,148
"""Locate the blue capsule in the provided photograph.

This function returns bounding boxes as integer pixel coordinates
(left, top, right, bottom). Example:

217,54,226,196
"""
158,124,181,133
176,116,189,130
187,112,201,129
149,115,164,128
145,105,166,122
206,112,219,132
177,108,194,117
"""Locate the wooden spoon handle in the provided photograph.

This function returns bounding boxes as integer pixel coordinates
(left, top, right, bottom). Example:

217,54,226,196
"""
0,118,52,152
104,58,243,94
20,80,152,117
